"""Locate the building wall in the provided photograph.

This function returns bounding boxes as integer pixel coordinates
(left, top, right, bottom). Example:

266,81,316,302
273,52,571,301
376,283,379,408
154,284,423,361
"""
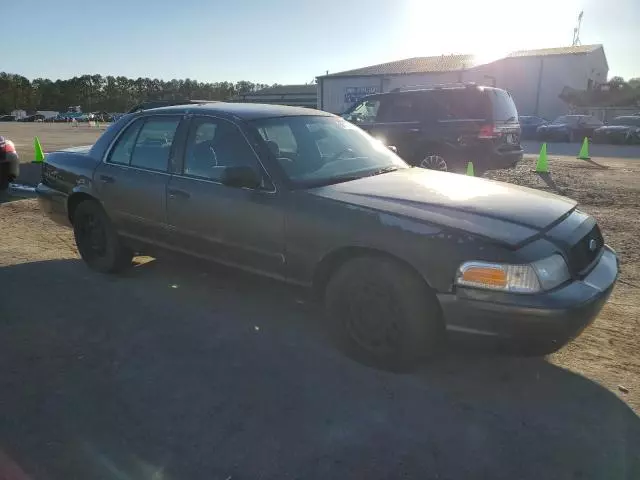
236,92,317,108
319,76,384,114
319,72,461,114
464,50,608,120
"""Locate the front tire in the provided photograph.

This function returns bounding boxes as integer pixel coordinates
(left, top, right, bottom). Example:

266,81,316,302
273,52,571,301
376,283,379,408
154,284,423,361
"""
325,257,443,371
73,200,133,273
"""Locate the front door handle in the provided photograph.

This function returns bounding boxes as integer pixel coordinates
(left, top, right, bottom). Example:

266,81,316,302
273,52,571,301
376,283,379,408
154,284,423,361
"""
409,128,421,133
99,175,115,184
168,189,190,199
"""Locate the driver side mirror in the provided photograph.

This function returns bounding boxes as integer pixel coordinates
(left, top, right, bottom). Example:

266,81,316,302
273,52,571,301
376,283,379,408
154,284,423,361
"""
387,145,398,153
220,165,261,189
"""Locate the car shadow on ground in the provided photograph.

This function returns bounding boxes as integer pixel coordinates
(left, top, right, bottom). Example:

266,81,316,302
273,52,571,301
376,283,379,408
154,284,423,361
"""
0,257,638,480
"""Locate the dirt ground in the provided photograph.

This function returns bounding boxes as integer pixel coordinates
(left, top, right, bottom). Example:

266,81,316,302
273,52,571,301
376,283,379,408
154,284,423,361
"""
0,140,638,477
486,156,640,411
1,122,106,162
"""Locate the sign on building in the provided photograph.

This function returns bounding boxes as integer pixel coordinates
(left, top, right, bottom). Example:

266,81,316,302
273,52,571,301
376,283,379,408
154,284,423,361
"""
344,86,380,103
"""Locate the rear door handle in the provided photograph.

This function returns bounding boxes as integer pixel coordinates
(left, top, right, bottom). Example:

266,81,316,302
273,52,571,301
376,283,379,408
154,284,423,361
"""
408,128,421,133
168,189,190,199
99,175,115,184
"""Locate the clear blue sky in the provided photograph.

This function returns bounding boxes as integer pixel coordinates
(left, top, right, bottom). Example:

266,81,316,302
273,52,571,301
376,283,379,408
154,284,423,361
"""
4,0,639,83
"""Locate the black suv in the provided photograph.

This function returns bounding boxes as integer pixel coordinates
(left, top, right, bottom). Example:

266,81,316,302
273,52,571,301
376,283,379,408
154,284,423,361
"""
343,84,523,172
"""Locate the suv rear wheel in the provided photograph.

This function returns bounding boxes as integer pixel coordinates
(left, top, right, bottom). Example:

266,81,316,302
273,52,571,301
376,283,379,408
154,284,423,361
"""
419,155,448,171
325,256,443,371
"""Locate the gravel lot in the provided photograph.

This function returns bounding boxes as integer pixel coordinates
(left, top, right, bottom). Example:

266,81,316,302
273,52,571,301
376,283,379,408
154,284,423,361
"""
0,123,639,479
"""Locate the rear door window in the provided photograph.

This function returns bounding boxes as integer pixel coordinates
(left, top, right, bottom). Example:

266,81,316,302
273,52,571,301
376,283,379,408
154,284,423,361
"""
108,119,144,165
130,117,181,172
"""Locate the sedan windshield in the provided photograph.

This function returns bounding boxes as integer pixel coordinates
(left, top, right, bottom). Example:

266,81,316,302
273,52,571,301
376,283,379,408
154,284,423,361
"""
250,115,408,188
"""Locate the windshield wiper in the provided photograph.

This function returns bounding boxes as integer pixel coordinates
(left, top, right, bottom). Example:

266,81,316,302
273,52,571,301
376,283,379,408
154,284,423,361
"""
298,166,401,189
367,166,400,176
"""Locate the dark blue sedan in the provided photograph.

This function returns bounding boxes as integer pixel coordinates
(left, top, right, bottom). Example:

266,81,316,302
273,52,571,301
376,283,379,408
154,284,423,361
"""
536,115,603,143
519,116,548,140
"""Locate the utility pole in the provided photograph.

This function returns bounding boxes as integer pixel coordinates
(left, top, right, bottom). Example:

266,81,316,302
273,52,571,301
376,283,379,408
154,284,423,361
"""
572,11,583,46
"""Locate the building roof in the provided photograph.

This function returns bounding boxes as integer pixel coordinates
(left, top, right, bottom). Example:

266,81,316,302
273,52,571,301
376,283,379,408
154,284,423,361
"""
507,44,602,58
247,84,317,96
320,55,475,77
319,45,605,79
149,102,329,120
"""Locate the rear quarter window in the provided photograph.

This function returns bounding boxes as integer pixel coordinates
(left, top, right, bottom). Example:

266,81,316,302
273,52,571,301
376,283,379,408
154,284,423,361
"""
433,89,491,121
487,89,518,122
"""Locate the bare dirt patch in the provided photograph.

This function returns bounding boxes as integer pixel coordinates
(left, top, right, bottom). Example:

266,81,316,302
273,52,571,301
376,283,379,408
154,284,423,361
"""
1,122,106,162
486,155,640,410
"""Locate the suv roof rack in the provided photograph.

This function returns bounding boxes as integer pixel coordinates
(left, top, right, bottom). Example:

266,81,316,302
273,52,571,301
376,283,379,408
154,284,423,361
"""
390,82,478,93
126,99,217,114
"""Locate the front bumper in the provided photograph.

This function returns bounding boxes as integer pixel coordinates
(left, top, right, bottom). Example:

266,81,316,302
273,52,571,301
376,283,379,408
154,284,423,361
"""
36,182,71,227
438,246,619,354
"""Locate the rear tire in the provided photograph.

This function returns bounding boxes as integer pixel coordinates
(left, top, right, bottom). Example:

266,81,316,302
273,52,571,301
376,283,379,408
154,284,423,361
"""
325,257,443,371
73,200,133,273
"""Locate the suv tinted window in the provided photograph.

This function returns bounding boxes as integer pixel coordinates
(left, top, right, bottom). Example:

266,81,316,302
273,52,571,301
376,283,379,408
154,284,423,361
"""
344,98,380,123
108,119,144,165
184,117,260,182
378,94,422,122
131,117,180,171
487,89,518,122
434,89,490,120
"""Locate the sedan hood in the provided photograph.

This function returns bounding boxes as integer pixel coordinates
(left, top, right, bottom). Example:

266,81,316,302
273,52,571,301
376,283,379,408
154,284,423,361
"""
309,168,577,246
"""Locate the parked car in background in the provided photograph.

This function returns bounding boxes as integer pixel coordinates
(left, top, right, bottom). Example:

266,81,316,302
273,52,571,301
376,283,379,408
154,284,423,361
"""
342,84,523,173
592,116,640,144
536,115,603,142
36,102,618,369
519,115,548,140
0,136,19,191
18,114,45,122
0,115,17,122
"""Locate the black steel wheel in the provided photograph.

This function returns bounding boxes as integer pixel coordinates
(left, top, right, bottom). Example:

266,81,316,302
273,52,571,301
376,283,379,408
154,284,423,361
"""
73,200,133,273
325,256,443,371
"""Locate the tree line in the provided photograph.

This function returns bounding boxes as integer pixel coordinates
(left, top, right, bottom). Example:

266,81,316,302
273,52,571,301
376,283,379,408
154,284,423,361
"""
0,72,277,114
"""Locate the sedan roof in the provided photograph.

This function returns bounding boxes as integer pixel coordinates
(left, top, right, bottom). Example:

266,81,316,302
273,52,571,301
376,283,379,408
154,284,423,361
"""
148,102,332,120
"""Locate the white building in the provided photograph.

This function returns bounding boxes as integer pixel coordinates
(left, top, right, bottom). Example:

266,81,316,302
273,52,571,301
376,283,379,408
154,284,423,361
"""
11,109,27,120
317,45,608,120
36,110,59,120
234,84,317,108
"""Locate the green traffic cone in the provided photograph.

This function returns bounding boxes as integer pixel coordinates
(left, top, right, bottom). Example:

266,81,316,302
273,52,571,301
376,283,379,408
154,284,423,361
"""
577,137,590,160
33,136,45,163
535,143,549,173
466,161,474,176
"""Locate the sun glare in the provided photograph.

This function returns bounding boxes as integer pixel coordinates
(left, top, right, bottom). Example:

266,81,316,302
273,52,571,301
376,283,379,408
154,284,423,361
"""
401,0,541,65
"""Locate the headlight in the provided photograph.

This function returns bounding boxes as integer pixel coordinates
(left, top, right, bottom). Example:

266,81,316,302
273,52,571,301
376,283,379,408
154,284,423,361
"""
456,254,570,294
